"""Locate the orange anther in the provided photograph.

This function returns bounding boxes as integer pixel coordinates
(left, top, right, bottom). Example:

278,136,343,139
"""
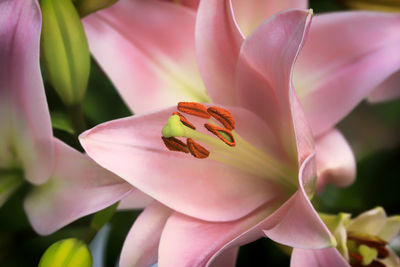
187,138,210,159
349,251,363,263
172,112,196,130
162,137,188,153
376,246,389,259
204,123,236,147
178,102,210,119
207,106,235,130
347,232,387,247
347,232,389,260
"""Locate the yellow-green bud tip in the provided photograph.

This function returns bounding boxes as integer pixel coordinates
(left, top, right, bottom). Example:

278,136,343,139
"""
162,115,185,138
39,238,92,267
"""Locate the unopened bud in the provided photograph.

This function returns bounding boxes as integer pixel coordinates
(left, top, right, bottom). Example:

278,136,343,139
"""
40,0,90,106
39,238,92,267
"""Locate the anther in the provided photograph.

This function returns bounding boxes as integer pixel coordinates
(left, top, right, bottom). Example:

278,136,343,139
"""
178,102,210,119
204,123,236,147
207,106,235,130
349,251,363,263
187,138,210,159
347,232,387,247
347,232,389,260
172,112,196,130
162,137,188,153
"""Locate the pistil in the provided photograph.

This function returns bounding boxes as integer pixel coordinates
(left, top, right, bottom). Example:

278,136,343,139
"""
161,103,298,190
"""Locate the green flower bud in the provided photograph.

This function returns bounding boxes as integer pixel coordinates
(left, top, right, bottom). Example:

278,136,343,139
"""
74,0,119,17
40,0,90,106
39,238,92,267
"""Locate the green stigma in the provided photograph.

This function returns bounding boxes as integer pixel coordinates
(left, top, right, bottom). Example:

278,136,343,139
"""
359,245,378,265
162,115,186,138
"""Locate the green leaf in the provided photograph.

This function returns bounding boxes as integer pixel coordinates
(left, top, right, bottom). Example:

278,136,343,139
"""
50,111,75,134
90,202,118,232
0,170,24,207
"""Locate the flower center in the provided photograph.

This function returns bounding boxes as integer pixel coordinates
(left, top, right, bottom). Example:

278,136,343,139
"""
161,102,298,190
347,232,389,267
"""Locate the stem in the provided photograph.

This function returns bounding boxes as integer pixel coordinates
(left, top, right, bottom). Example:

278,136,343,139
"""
68,104,87,134
83,202,119,243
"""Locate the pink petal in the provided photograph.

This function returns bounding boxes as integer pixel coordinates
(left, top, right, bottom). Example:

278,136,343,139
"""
157,156,333,266
195,0,243,105
120,202,172,267
24,138,133,235
291,248,350,267
161,0,199,10
83,0,208,114
294,12,400,136
368,70,400,103
261,154,336,249
80,106,285,222
118,190,154,210
236,9,313,160
315,129,356,192
232,0,308,37
208,247,238,267
158,199,283,267
0,0,54,184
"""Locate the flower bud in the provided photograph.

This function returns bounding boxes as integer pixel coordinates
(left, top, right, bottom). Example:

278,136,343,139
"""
39,238,92,267
40,0,90,106
74,0,119,17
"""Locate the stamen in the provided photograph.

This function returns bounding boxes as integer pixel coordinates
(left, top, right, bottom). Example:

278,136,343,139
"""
162,137,188,153
347,232,387,247
204,123,236,147
349,251,363,263
172,112,196,129
160,111,297,191
178,102,210,119
375,247,389,259
187,138,210,159
207,106,235,130
347,232,390,265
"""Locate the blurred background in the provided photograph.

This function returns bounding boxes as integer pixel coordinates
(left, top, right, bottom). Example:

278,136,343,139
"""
1,0,400,266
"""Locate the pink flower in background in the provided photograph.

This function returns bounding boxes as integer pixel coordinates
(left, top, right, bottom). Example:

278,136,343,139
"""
291,207,400,267
0,0,138,235
80,9,341,266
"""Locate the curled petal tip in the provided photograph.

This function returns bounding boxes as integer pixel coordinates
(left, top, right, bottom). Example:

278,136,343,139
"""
79,129,91,141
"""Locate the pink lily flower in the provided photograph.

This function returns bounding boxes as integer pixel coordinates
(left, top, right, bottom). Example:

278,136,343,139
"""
0,0,139,235
80,9,341,266
83,0,399,191
80,0,400,265
291,207,400,267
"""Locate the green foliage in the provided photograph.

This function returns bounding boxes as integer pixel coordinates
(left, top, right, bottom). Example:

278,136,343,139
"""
50,111,75,135
90,202,118,232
